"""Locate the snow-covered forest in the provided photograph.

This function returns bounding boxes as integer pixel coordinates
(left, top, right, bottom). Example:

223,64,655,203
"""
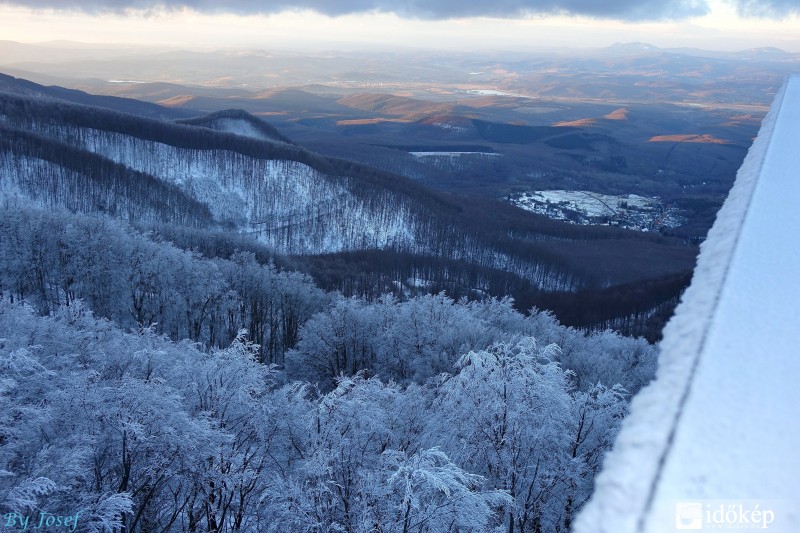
0,203,657,532
0,87,666,532
0,95,581,292
0,91,699,345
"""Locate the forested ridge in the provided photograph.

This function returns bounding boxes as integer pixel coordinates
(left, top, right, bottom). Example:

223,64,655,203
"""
1,92,576,289
0,72,195,120
176,109,295,144
0,89,696,335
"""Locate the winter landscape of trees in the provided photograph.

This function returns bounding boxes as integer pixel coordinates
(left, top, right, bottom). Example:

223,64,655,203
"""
0,202,656,531
0,12,793,527
0,83,661,532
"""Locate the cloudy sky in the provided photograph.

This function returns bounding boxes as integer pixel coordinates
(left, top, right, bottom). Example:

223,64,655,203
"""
1,0,799,51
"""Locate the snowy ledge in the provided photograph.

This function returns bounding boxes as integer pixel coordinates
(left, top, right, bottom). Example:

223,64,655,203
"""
574,75,800,533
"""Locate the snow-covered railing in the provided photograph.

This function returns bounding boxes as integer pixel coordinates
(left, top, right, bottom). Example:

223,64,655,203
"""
574,75,800,533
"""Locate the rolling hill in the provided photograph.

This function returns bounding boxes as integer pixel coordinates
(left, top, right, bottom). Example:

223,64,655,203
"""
0,77,700,337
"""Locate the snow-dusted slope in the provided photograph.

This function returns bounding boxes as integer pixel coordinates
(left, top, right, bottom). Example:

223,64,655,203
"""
0,101,573,288
0,126,214,227
67,129,415,253
0,93,623,291
177,109,293,143
574,76,800,533
206,117,281,142
2,119,416,254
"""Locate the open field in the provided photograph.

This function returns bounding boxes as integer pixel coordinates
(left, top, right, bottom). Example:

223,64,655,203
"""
510,190,687,232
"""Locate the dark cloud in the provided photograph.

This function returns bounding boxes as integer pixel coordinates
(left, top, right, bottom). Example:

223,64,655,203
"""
5,0,711,21
734,0,800,17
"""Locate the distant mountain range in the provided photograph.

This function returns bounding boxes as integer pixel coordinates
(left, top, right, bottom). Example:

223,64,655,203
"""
0,72,194,119
602,41,797,60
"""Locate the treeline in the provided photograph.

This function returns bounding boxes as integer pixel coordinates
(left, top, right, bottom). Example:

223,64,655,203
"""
287,292,656,394
283,249,688,341
285,248,534,302
139,226,684,340
0,92,329,170
538,272,692,341
0,73,193,120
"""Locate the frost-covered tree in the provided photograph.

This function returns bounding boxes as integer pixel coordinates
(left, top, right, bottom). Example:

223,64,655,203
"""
263,375,401,531
425,339,599,532
379,447,510,533
286,298,380,387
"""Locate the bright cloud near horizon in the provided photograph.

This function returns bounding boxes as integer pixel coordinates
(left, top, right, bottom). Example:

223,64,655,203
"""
1,0,799,52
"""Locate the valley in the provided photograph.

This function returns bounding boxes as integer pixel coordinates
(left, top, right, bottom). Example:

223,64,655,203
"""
0,40,788,341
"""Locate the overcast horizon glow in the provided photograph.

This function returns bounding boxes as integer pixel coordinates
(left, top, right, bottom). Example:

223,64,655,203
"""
0,0,799,52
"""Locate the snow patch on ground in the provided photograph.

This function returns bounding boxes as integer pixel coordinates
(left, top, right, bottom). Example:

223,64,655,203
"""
409,151,499,158
430,122,468,133
509,190,686,232
207,118,277,142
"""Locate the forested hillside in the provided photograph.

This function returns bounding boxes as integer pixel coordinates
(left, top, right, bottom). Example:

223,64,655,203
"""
0,87,697,336
0,92,569,288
